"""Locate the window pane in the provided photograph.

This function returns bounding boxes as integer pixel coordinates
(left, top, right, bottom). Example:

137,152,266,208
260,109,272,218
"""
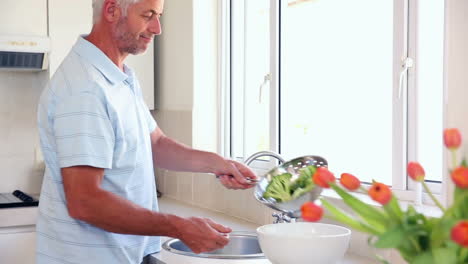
280,0,394,184
231,0,271,159
417,1,444,182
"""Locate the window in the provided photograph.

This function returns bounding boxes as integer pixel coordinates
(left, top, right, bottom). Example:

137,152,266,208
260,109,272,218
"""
223,0,445,203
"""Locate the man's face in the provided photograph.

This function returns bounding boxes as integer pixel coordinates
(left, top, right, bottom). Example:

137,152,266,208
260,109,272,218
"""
112,0,164,55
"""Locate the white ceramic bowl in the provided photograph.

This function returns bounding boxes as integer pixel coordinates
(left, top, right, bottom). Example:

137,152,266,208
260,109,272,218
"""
257,222,351,264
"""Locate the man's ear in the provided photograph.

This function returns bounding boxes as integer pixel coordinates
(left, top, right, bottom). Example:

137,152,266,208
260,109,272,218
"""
102,0,122,22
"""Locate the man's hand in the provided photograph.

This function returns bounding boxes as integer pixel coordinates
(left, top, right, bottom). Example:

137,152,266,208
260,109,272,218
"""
174,217,232,254
215,160,258,190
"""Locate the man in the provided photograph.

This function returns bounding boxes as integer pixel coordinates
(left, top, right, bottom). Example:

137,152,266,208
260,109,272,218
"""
36,0,257,263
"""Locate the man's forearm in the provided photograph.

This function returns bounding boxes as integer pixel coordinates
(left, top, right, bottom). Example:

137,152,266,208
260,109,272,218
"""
69,188,182,237
152,134,221,173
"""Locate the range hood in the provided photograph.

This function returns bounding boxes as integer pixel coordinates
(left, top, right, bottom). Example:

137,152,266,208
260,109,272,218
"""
0,35,50,71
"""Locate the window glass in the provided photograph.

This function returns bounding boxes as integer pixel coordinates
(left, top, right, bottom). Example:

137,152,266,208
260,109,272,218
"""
280,0,394,184
416,0,444,183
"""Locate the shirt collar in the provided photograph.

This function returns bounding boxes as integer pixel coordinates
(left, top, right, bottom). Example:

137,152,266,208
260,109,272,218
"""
72,35,128,85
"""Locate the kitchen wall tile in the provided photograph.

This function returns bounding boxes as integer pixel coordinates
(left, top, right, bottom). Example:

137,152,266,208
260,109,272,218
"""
211,176,227,212
155,167,166,194
177,171,193,205
0,152,44,194
0,71,48,193
164,171,179,200
243,188,266,224
192,172,211,208
223,188,247,221
193,173,226,212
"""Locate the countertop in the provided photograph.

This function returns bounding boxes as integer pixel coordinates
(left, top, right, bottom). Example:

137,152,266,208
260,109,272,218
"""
151,197,378,264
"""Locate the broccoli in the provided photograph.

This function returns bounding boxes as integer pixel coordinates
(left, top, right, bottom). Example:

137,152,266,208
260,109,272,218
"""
262,173,293,202
290,165,316,199
290,165,316,190
263,165,317,203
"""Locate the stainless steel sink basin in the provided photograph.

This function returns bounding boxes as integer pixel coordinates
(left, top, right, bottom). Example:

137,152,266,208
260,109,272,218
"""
161,232,264,259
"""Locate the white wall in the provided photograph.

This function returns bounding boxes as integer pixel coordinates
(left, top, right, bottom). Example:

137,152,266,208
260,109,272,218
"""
154,0,194,111
444,0,468,204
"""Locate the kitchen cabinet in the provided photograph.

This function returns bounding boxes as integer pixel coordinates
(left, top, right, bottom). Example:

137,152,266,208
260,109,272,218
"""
0,206,38,263
48,0,155,109
48,0,93,77
0,226,36,264
0,0,47,35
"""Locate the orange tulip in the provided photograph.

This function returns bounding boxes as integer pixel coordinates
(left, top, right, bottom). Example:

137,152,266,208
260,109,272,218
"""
313,167,336,188
444,128,462,150
368,182,392,205
300,202,323,222
451,221,468,247
407,162,425,182
340,173,360,191
451,167,468,189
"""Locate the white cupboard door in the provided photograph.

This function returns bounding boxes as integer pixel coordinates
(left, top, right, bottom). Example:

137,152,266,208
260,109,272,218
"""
0,0,47,35
48,0,93,77
0,229,36,264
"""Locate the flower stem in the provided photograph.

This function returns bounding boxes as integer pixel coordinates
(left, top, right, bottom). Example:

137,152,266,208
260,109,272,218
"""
422,181,445,212
451,149,458,169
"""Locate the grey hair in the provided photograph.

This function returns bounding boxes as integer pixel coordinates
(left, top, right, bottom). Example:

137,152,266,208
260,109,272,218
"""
92,0,143,24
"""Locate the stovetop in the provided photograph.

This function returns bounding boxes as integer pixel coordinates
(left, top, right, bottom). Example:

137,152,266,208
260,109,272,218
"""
0,190,38,208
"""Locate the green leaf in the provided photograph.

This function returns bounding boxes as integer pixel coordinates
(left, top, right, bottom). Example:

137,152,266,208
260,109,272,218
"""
330,183,389,228
320,198,382,235
452,188,468,218
384,196,403,221
433,247,457,264
430,218,457,248
411,252,434,264
454,188,468,204
373,226,405,248
385,196,403,220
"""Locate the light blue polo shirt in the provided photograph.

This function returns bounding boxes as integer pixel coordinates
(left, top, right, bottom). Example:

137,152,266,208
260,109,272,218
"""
36,36,160,264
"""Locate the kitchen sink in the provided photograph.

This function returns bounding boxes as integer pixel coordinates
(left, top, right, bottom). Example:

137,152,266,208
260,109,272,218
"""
161,232,264,259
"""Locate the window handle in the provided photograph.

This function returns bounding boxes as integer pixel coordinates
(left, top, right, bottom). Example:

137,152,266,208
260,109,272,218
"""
259,73,271,103
398,57,414,99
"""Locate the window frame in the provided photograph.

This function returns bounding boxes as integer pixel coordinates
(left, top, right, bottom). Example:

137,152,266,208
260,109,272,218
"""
221,0,444,205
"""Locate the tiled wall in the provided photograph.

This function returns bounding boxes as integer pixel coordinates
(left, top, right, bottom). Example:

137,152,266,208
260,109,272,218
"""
0,71,49,194
152,109,277,226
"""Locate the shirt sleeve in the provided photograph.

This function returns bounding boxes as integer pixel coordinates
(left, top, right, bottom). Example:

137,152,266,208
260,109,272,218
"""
53,93,114,169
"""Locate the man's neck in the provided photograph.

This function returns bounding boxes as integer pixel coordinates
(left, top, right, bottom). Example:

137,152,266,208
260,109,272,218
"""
85,26,128,71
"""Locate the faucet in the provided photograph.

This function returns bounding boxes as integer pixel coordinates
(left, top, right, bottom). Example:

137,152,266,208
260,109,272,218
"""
244,151,285,166
272,212,295,224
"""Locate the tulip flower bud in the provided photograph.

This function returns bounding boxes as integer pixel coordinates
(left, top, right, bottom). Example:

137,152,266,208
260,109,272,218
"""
444,128,462,150
451,221,468,247
451,167,468,189
313,167,336,188
368,182,392,205
300,202,323,222
340,173,360,191
407,162,425,182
